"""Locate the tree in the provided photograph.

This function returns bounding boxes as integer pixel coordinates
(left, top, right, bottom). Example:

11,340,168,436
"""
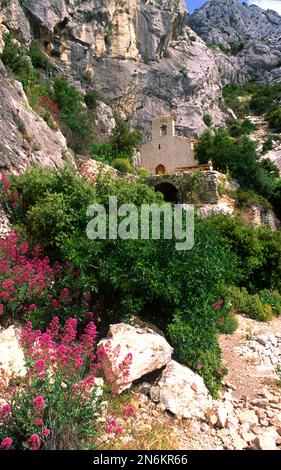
111,117,141,160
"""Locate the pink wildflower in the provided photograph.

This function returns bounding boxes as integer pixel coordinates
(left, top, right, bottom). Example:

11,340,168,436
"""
0,437,13,450
33,395,45,410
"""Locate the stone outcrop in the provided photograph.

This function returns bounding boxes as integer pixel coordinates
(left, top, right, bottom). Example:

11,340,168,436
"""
0,326,26,387
189,0,281,85
0,59,70,173
150,360,212,419
98,323,173,390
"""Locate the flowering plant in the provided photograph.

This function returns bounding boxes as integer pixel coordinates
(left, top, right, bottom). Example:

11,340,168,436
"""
0,231,101,328
0,317,130,450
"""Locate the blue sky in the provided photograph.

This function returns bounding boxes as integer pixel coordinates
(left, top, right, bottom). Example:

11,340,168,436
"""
187,1,208,13
187,1,281,14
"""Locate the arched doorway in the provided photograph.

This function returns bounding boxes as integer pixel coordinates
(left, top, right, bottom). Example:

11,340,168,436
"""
154,182,178,203
156,164,166,175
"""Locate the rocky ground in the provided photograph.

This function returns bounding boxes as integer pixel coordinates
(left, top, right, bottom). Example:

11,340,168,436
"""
97,315,281,451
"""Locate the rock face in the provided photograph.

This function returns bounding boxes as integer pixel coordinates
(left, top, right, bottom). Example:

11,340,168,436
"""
150,360,212,419
0,326,26,387
14,0,224,138
189,0,281,84
98,323,173,390
0,59,70,172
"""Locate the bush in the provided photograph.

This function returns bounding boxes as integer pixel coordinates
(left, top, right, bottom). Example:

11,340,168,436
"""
216,311,238,335
0,166,245,396
228,287,274,322
228,119,256,137
266,108,281,132
0,317,130,450
52,77,96,153
111,158,133,174
29,41,53,71
235,189,272,211
111,117,141,160
85,90,100,109
206,215,281,292
262,137,274,155
203,114,212,128
195,128,276,199
0,32,36,88
259,289,281,316
168,310,226,397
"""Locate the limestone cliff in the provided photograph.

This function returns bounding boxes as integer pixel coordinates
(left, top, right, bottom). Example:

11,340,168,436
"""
189,0,281,85
1,0,224,139
0,59,69,172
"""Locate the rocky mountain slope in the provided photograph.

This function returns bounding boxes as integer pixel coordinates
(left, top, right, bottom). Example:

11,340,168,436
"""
189,0,281,84
0,58,70,173
0,0,225,141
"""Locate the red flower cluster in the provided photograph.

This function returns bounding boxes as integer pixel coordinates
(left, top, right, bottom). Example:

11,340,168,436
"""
0,232,98,325
38,96,59,119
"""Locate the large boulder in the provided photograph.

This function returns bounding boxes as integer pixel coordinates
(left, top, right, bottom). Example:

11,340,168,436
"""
98,323,173,390
150,360,212,419
0,326,26,388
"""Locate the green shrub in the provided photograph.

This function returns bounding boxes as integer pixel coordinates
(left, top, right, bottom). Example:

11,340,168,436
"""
228,287,274,322
168,310,226,397
266,108,281,132
111,158,133,174
216,311,238,335
259,289,281,316
262,137,274,155
195,127,275,199
85,90,100,109
228,119,256,137
235,189,272,211
111,117,141,160
0,32,36,88
206,215,281,292
52,77,96,153
29,41,53,71
203,114,212,128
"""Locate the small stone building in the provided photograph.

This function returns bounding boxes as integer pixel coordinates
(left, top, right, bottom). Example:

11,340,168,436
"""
140,115,199,175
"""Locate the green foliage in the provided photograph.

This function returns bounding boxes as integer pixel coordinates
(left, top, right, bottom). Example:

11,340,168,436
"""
203,114,212,128
218,42,244,56
260,158,280,178
168,310,226,397
206,215,281,292
111,158,133,174
222,83,251,117
111,117,141,160
249,84,281,115
262,137,274,154
0,32,36,88
216,311,238,335
259,289,281,316
228,286,274,322
228,119,256,137
5,166,241,395
235,189,272,211
266,107,281,132
52,77,96,153
29,41,53,71
8,165,96,257
195,127,275,198
85,90,100,109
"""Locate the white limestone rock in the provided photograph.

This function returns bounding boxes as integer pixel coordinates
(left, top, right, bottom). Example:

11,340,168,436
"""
150,360,212,419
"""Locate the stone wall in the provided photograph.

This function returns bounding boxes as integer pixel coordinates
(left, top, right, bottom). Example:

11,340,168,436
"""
148,170,220,205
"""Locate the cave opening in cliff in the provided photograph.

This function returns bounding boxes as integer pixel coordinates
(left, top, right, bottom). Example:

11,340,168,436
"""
154,182,179,203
